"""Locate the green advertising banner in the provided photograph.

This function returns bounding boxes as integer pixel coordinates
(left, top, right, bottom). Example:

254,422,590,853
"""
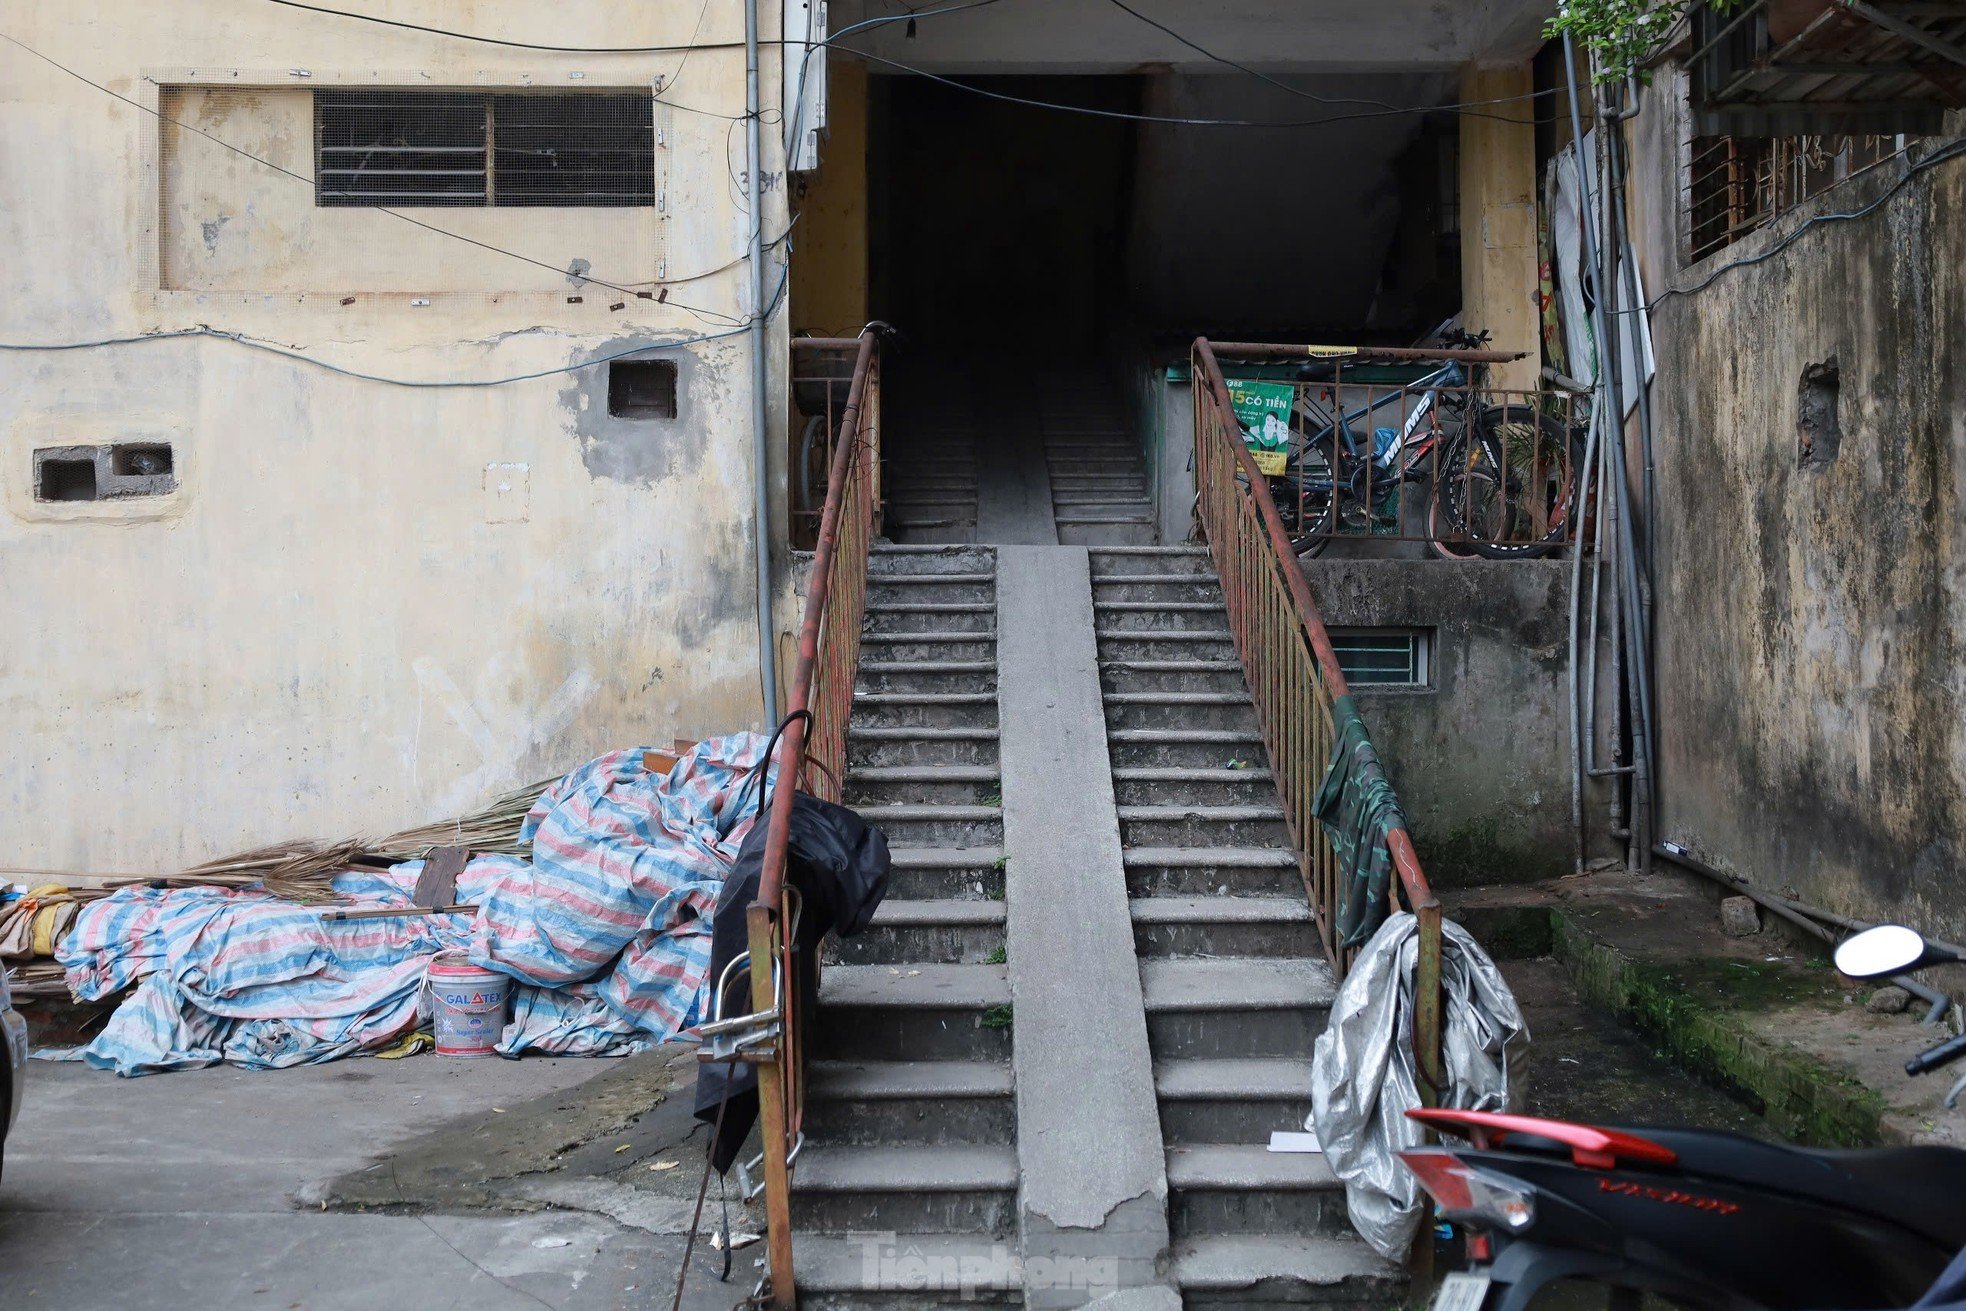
1225,379,1293,476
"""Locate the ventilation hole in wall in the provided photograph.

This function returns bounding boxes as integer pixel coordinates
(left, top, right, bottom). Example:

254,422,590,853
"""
112,443,174,478
35,455,99,502
1798,357,1842,469
608,359,679,419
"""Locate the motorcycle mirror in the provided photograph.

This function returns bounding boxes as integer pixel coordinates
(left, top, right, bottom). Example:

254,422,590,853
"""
1834,925,1929,979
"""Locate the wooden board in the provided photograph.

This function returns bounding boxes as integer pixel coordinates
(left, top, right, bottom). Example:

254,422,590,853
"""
412,845,467,908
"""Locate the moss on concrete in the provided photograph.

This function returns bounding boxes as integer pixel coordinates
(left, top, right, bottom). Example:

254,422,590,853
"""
1416,816,1569,886
1550,909,1890,1147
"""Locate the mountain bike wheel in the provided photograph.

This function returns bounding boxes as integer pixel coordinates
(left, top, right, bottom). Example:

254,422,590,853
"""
1281,436,1337,559
1427,433,1497,560
1461,405,1581,559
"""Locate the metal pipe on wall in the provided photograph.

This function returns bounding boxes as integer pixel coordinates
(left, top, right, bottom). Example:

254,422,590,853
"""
745,0,780,721
1563,33,1657,872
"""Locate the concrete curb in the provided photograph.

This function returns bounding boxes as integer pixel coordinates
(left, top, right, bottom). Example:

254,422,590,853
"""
1546,909,1895,1148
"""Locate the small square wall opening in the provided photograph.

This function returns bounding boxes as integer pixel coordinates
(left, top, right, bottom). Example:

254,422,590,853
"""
608,359,678,419
112,443,174,478
36,454,99,502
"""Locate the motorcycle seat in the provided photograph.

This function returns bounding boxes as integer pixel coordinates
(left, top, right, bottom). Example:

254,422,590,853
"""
1644,1127,1966,1248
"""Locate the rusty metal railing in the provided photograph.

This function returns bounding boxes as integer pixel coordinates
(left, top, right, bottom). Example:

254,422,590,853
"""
1192,337,1444,1106
1203,341,1582,558
791,335,884,551
748,329,881,1307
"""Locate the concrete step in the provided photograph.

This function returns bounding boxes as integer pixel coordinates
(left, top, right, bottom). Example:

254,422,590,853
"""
849,726,1000,768
860,632,998,663
1096,631,1238,663
865,602,996,636
887,846,1006,900
1172,1233,1404,1306
857,660,999,695
1104,692,1260,733
891,493,980,509
854,691,1000,731
868,573,996,604
1092,576,1225,605
1058,504,1156,523
1107,727,1265,769
1053,493,1154,508
1094,601,1231,633
1165,1143,1349,1239
828,898,1008,966
889,514,980,534
1060,520,1159,547
1111,766,1276,808
853,803,1005,848
1156,1058,1317,1145
794,1231,1023,1308
1124,847,1304,898
1131,895,1315,958
1089,546,1215,578
806,1060,1015,1146
869,545,996,576
1117,803,1290,848
1142,958,1334,1060
1100,659,1247,695
791,1144,1019,1237
847,764,1001,807
815,964,1011,1061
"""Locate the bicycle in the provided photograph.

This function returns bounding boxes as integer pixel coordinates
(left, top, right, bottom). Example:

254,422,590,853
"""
1263,330,1582,560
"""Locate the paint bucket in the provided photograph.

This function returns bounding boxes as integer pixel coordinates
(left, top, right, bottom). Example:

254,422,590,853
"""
427,952,510,1058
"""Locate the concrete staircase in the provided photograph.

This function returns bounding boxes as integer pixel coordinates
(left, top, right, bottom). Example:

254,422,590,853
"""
1042,388,1156,546
798,543,1020,1307
1091,545,1404,1308
887,399,982,543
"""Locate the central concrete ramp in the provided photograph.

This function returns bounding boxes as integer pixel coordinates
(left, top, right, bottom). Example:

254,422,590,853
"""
996,545,1178,1310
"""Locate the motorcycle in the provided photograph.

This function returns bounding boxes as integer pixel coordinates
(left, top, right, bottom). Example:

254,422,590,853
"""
1404,924,1966,1311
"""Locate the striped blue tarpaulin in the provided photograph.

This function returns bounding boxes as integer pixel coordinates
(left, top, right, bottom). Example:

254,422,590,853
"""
44,733,772,1076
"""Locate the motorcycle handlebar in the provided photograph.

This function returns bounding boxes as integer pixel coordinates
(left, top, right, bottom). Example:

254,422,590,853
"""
1906,1030,1966,1077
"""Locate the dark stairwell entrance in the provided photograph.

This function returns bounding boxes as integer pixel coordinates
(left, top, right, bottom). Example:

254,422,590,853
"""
865,71,1462,549
873,76,1151,546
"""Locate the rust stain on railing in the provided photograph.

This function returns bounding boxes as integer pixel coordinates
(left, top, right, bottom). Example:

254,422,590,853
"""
749,329,881,1308
1192,337,1444,1106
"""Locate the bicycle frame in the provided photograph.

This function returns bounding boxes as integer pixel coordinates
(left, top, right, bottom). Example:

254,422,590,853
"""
1291,358,1471,488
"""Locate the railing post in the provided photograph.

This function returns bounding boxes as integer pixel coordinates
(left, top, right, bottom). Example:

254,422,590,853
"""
747,903,797,1308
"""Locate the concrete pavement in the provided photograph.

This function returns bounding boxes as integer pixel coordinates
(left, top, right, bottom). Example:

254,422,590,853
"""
0,1050,757,1311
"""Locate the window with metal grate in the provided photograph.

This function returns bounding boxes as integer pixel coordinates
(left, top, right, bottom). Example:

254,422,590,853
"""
315,90,655,208
1329,627,1431,688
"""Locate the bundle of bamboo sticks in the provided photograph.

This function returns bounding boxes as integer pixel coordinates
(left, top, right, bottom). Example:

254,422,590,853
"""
16,776,560,906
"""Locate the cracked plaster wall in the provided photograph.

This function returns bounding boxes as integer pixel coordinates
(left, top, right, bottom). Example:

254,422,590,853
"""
0,1,793,869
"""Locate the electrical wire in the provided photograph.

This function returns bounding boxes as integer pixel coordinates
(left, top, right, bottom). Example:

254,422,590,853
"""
0,30,754,322
1650,138,1966,306
1095,0,1402,110
0,267,790,388
251,0,1551,128
841,43,1551,128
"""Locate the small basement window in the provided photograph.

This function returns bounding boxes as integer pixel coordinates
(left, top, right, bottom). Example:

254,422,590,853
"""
315,89,656,208
1330,627,1432,687
608,359,679,419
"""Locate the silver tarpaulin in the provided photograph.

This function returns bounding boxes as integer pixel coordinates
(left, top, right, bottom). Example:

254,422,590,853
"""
1309,912,1528,1258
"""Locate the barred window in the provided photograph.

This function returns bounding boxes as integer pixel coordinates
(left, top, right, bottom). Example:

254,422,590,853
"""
315,90,655,208
1685,133,1913,263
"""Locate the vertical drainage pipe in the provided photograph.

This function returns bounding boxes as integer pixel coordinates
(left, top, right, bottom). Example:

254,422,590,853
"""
744,0,779,721
1563,32,1655,871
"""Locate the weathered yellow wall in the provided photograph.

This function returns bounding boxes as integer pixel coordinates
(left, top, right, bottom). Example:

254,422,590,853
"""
789,59,868,337
0,1,794,869
1458,63,1540,392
